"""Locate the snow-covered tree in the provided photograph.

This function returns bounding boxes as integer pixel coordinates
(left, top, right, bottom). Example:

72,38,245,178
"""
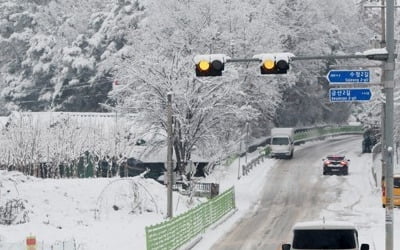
272,0,376,127
110,51,258,174
0,112,136,178
108,0,298,173
0,0,145,112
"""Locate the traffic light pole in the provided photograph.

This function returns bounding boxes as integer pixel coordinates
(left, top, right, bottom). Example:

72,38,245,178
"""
383,1,395,249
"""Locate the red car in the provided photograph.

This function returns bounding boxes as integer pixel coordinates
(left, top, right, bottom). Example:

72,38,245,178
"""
322,155,350,175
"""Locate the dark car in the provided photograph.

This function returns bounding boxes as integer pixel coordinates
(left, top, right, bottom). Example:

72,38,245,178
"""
322,155,350,175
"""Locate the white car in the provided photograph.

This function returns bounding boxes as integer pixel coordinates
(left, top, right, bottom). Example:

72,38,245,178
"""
282,220,369,250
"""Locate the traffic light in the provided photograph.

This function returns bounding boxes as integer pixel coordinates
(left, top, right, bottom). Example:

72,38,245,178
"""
253,53,294,74
194,54,230,77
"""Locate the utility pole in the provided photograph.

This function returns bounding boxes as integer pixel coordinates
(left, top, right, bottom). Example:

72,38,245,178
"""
384,0,395,249
238,139,241,180
379,0,387,187
167,93,173,218
245,122,249,165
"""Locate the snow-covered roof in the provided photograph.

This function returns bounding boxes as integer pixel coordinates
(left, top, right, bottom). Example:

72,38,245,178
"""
3,112,210,162
253,53,295,62
193,54,231,64
7,111,136,134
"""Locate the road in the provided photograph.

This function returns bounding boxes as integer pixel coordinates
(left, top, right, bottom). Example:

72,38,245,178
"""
212,135,362,250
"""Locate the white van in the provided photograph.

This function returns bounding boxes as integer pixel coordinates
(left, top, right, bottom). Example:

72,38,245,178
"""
282,220,369,250
270,127,295,159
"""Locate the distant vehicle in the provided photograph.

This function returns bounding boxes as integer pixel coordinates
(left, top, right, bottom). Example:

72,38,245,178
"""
322,155,349,175
281,220,369,250
270,127,295,159
381,174,400,208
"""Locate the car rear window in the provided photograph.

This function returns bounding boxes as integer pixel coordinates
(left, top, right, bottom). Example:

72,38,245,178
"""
292,229,356,249
394,177,400,188
327,156,345,161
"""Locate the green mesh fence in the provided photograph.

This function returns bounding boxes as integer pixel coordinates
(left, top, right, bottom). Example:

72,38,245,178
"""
294,125,363,142
146,187,235,250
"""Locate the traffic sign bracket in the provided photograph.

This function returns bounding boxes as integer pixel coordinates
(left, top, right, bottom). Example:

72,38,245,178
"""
329,82,383,87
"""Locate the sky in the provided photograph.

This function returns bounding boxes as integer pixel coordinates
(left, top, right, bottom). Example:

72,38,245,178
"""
0,136,398,250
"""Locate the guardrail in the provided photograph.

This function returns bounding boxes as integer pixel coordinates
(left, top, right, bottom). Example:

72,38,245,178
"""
173,182,220,198
145,187,235,250
242,153,266,176
293,125,363,144
240,125,363,176
242,125,363,155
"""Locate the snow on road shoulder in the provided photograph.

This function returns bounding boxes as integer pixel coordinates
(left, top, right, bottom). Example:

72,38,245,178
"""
193,151,276,250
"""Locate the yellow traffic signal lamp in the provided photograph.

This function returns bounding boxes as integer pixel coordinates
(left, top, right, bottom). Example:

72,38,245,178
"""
262,59,275,70
198,60,210,71
253,53,294,75
194,54,230,77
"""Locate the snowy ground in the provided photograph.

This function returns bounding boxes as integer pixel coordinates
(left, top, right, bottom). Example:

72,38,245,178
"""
0,173,205,250
0,137,398,250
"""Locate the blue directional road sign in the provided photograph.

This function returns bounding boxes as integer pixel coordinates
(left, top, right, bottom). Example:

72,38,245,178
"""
327,70,370,83
329,88,372,102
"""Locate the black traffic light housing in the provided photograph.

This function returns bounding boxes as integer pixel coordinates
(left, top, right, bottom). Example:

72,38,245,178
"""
254,53,293,75
194,54,230,77
196,60,224,76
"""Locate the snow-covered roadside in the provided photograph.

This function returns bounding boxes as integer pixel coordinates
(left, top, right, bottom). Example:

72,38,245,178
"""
192,150,276,250
0,145,270,250
0,172,205,250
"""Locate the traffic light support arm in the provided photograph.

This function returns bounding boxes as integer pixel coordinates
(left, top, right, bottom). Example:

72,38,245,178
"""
292,54,390,61
226,58,261,63
224,53,389,64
